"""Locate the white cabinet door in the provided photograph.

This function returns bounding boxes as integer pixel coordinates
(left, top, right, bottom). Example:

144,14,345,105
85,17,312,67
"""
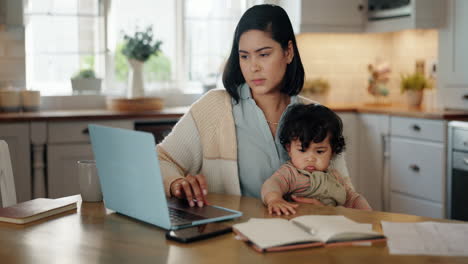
0,123,31,202
389,137,444,203
338,113,359,190
300,0,365,32
47,144,94,198
357,114,390,211
438,0,468,110
390,192,444,219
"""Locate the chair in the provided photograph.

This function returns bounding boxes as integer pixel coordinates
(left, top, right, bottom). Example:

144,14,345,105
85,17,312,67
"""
0,140,17,207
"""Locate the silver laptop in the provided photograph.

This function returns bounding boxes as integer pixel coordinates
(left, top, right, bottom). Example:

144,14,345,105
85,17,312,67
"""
88,124,242,230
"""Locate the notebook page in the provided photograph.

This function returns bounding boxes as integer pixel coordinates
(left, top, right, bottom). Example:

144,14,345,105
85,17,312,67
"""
291,215,376,242
233,218,319,249
382,221,468,256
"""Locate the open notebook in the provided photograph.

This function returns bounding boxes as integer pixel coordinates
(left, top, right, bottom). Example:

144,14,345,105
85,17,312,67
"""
233,215,386,252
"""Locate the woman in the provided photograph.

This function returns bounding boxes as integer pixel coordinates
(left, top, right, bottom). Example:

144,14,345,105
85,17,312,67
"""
157,4,354,209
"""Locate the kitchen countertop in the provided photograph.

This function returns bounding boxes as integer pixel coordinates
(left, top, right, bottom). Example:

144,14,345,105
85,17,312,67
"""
0,107,190,122
329,103,468,120
0,104,468,122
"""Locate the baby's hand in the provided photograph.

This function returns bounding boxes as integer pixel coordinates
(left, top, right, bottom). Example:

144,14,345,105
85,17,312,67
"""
267,198,299,216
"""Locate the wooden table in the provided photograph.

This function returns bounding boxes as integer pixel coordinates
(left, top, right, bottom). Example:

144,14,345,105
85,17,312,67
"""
0,194,467,264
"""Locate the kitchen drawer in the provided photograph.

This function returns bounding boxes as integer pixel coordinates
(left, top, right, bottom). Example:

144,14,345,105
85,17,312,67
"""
390,192,444,219
48,120,134,144
453,151,468,171
47,143,94,198
390,117,445,142
390,137,444,203
453,127,468,152
442,87,468,111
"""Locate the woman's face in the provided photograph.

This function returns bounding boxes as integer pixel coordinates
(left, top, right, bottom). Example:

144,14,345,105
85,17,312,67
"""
238,30,293,96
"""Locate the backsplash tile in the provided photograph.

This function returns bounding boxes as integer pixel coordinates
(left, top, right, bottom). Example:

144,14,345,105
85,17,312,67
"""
0,29,25,89
297,30,438,105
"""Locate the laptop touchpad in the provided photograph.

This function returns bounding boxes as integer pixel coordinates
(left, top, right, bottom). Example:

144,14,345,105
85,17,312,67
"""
167,198,236,218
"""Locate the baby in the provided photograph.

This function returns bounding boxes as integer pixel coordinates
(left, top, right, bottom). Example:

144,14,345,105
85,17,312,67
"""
261,103,371,215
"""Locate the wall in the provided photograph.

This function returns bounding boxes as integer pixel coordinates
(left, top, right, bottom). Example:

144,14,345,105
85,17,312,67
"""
0,0,25,90
297,29,438,106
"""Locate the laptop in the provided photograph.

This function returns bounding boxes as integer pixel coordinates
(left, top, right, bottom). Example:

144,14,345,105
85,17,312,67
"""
88,124,242,230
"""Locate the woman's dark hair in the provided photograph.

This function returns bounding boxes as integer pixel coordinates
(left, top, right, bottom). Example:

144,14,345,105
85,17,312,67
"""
222,4,305,103
279,104,346,155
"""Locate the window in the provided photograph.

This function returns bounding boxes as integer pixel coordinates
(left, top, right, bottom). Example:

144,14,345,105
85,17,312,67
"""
24,0,105,95
184,0,245,92
25,0,252,96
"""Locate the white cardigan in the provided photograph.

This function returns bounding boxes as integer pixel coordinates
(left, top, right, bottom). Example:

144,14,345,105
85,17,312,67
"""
157,89,353,197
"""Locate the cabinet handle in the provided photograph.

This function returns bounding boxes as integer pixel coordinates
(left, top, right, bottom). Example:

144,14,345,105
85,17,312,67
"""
464,158,468,165
409,164,420,172
82,128,89,135
463,94,468,100
411,124,421,131
358,4,364,11
464,141,468,147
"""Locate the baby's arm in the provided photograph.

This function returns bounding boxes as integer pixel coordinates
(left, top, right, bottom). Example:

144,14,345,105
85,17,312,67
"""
261,167,299,215
330,169,372,210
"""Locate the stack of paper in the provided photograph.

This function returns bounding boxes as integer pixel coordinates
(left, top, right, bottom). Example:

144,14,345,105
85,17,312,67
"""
382,221,468,256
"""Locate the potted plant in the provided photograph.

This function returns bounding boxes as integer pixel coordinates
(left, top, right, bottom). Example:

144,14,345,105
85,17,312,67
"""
70,69,102,94
301,78,330,104
122,26,162,98
400,72,432,107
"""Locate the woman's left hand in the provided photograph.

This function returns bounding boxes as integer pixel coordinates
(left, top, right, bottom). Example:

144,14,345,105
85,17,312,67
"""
291,195,324,206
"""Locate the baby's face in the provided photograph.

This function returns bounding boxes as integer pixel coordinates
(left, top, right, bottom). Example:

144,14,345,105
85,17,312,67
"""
286,135,333,173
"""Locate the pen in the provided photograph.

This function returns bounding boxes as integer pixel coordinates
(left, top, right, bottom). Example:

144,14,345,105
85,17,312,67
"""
292,221,317,236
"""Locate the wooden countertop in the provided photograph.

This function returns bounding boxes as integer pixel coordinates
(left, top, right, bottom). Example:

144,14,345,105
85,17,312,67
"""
0,193,466,264
328,103,468,120
1,104,468,122
0,106,189,122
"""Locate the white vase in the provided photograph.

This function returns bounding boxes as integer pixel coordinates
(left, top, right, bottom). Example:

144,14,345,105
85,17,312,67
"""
127,59,145,98
406,90,423,107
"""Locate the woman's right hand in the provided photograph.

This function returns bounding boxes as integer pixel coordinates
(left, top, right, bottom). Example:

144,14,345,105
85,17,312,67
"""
170,174,208,207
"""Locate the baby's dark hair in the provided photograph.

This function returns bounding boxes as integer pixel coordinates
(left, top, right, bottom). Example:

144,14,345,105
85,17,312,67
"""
279,104,345,155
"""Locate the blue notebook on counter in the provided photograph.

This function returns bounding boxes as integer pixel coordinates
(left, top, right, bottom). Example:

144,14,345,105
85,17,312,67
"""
88,124,242,230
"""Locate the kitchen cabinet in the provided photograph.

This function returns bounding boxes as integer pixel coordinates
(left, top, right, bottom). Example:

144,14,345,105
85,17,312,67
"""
0,123,31,202
366,0,445,33
357,114,389,211
46,120,133,198
388,117,446,218
337,113,360,190
438,0,468,110
299,0,366,33
47,143,94,198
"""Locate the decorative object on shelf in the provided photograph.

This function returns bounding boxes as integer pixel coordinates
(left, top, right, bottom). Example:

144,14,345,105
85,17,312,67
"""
20,90,41,112
70,69,102,94
301,78,330,104
367,60,390,105
0,89,21,112
106,97,164,112
122,26,162,99
400,72,432,108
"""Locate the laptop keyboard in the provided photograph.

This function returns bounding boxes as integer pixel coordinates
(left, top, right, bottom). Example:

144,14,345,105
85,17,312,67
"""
169,207,204,224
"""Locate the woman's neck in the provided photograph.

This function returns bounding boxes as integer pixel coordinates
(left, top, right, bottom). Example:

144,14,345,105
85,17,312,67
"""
252,91,290,124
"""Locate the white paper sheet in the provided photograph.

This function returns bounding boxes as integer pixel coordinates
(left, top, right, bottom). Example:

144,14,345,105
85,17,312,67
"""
382,221,468,256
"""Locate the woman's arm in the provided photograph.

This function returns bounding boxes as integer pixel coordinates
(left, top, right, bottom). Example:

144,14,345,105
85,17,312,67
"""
157,110,205,203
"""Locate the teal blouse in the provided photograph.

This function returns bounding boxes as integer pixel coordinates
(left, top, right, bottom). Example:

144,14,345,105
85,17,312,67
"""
232,83,299,198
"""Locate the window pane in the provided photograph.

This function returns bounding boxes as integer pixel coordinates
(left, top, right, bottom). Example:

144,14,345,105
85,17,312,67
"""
25,1,104,95
186,20,238,81
184,0,244,88
26,16,103,53
24,0,99,16
106,0,176,94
